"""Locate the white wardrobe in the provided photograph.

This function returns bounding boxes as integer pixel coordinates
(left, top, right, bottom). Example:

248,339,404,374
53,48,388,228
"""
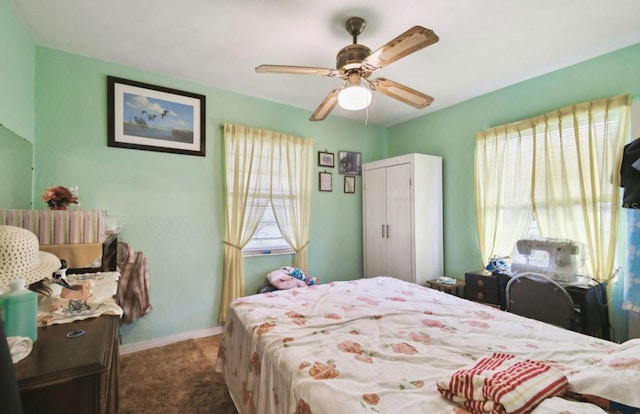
362,153,443,285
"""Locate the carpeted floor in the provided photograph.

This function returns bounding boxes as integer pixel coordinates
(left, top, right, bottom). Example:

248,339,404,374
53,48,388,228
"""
119,335,238,414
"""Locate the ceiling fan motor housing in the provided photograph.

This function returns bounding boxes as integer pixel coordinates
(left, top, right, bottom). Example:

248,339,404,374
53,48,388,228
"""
336,44,371,71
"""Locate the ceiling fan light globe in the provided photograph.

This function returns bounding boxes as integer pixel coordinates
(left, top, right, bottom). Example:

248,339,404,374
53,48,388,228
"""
338,85,372,111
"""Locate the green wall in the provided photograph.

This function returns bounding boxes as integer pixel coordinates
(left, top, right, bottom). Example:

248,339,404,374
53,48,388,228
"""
0,0,35,142
32,47,386,344
0,126,32,208
0,0,35,208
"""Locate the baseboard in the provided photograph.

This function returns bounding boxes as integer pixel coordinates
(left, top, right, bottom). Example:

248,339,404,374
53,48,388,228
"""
119,325,224,355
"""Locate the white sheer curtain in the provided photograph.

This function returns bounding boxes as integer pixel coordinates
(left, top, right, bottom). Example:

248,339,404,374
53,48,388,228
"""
532,95,630,281
475,94,630,281
475,125,535,266
220,123,314,321
270,135,314,269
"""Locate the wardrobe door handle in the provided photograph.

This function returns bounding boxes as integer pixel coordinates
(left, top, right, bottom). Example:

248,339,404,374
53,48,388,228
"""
387,225,390,238
382,224,385,238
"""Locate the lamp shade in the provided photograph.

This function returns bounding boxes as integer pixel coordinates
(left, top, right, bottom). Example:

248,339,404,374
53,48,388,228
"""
338,85,372,111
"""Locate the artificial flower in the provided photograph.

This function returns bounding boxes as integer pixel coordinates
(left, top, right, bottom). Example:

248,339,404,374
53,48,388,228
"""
42,186,78,208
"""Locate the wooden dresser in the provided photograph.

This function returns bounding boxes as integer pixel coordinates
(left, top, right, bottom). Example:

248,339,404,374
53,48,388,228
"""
464,270,611,339
464,270,510,310
14,315,119,414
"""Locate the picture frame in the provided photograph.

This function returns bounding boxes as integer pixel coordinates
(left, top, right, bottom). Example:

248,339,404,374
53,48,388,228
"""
318,151,335,167
319,172,332,192
338,151,362,175
344,176,356,194
107,76,206,156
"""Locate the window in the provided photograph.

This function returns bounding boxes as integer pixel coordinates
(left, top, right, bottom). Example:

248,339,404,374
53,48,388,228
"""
221,123,314,321
475,94,630,281
223,131,300,257
242,202,293,255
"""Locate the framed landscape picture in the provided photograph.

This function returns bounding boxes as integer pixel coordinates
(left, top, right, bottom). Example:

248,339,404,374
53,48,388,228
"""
107,76,206,156
318,151,335,167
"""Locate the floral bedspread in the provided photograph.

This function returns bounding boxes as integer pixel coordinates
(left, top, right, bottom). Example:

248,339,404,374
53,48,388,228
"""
218,276,639,414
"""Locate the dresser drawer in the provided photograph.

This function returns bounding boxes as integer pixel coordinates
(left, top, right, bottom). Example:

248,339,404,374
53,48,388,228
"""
465,287,499,305
464,271,500,306
465,272,498,289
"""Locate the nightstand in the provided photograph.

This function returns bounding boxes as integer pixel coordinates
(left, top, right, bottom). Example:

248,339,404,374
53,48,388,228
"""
464,270,510,310
14,315,120,414
425,279,465,297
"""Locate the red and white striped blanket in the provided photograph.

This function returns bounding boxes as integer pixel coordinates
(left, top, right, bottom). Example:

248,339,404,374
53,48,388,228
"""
437,353,568,414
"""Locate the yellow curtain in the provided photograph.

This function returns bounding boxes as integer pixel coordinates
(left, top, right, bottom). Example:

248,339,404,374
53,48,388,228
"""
532,95,630,281
475,125,535,267
220,123,314,322
220,124,270,322
270,134,314,269
475,94,630,281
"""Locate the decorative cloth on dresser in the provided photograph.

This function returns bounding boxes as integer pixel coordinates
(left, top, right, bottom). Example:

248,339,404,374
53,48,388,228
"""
116,241,151,324
37,272,123,326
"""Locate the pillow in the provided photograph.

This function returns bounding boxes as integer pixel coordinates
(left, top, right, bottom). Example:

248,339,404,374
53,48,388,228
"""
266,269,307,290
568,338,640,410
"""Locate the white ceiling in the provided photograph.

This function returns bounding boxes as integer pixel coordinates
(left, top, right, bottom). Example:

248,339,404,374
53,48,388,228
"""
9,0,640,127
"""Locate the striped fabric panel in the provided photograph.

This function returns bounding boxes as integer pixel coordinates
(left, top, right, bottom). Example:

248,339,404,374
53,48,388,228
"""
0,209,106,244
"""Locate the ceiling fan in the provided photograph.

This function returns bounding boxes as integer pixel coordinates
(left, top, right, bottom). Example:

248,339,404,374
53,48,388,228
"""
255,17,439,121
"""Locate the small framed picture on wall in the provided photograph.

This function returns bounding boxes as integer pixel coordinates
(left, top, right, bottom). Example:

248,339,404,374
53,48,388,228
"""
338,151,362,175
344,176,356,194
318,151,335,167
319,172,332,192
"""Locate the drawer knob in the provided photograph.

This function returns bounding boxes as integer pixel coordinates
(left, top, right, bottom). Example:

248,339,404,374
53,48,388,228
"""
476,292,484,300
477,279,484,287
66,329,86,338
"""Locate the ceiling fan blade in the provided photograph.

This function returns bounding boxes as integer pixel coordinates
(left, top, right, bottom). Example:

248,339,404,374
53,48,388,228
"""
310,88,341,121
255,65,340,77
369,78,434,109
362,26,439,72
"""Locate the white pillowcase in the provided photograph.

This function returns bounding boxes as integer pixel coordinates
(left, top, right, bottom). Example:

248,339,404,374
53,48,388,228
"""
568,338,640,409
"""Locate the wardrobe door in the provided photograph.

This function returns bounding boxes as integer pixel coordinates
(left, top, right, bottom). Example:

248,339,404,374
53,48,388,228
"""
363,153,443,285
363,167,387,278
384,163,413,283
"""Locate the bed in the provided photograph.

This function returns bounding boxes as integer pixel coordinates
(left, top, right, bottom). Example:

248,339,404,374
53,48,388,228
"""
217,276,640,413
